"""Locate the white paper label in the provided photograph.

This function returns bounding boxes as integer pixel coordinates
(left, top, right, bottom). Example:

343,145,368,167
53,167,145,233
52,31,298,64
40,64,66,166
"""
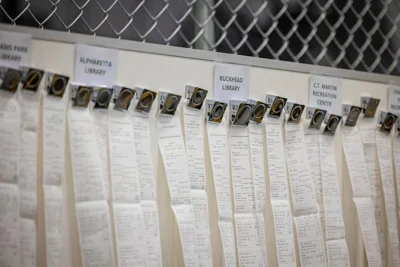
309,75,342,115
388,87,400,115
0,31,31,68
213,64,249,101
74,44,117,87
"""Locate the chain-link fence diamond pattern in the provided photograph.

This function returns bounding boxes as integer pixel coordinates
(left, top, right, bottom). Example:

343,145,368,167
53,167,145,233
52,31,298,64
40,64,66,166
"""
1,0,399,75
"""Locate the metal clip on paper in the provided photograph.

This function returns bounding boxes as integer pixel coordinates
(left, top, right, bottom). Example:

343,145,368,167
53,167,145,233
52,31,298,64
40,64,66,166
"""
342,104,362,127
113,86,136,111
92,87,113,110
323,113,342,135
378,111,397,134
360,96,380,118
248,99,268,124
20,66,45,92
396,119,400,137
185,85,208,111
230,100,252,127
0,66,22,94
158,91,181,116
205,99,227,123
45,72,70,98
266,94,287,119
70,84,94,108
306,107,327,130
134,87,157,115
285,102,305,124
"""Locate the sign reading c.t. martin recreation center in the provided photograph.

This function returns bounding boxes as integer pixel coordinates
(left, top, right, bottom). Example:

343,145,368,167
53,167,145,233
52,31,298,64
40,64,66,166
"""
309,75,342,115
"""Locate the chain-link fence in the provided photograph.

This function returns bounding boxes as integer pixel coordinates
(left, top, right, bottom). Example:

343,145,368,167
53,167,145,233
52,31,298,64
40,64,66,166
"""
1,0,399,76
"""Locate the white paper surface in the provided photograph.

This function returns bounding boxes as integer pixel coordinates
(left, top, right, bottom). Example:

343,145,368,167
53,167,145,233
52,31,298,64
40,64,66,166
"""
19,88,40,267
68,107,114,267
0,183,20,267
75,201,115,267
0,93,20,185
108,110,147,267
42,94,67,267
376,130,400,265
213,64,249,101
131,114,163,266
158,114,198,267
265,117,297,266
342,126,382,267
230,126,261,266
112,203,147,267
285,122,327,267
358,120,386,265
183,105,213,267
74,44,117,87
249,122,268,267
0,31,31,68
394,138,400,218
92,109,110,199
308,75,342,115
68,109,106,202
319,134,351,267
206,119,237,267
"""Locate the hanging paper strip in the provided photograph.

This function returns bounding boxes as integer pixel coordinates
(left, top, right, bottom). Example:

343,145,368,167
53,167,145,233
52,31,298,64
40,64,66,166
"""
68,108,115,267
131,114,163,266
19,85,41,267
158,114,198,267
108,109,147,267
342,126,382,267
207,119,236,267
358,119,386,265
249,122,268,266
0,90,21,267
265,116,297,267
183,105,213,267
42,94,67,267
376,130,400,265
319,134,351,267
285,122,327,267
230,126,262,266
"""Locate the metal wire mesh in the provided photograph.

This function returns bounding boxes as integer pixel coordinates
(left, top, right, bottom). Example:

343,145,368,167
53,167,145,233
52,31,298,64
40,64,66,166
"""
1,0,399,76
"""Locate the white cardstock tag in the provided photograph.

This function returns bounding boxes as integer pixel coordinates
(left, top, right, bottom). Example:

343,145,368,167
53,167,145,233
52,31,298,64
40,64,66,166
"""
213,64,249,101
0,31,31,68
388,87,400,116
74,44,117,86
308,75,342,115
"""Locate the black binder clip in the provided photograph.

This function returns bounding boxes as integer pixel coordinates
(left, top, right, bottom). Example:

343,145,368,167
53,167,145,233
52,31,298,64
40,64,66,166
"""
323,114,342,135
205,99,227,123
185,85,208,111
113,86,135,111
158,91,181,116
343,104,362,127
135,88,157,114
20,67,44,92
378,111,397,134
266,94,287,119
92,87,113,109
306,107,327,130
248,99,268,124
45,72,70,98
360,96,380,118
285,102,305,124
71,84,94,108
230,100,252,127
0,67,21,94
